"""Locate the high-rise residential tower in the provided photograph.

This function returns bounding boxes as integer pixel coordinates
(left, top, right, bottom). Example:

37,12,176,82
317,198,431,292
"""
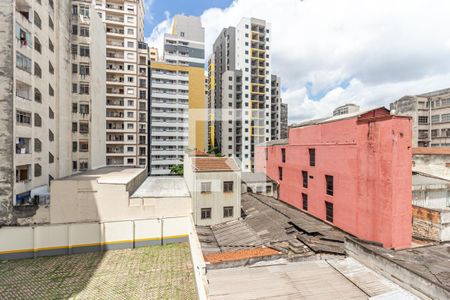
149,15,206,175
94,0,149,167
0,0,107,225
209,17,287,171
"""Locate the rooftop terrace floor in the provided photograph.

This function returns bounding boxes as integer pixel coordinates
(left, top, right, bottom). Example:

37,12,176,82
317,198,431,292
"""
0,243,196,299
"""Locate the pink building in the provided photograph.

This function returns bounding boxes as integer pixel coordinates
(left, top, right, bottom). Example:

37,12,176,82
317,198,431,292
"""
255,108,412,249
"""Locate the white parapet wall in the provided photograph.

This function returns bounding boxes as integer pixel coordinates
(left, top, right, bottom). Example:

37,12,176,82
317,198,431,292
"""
0,216,190,260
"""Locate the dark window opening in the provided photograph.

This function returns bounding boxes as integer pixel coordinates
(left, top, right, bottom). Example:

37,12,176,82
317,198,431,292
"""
309,148,315,166
281,148,286,163
302,193,308,210
278,167,283,180
302,171,308,188
326,175,334,196
201,208,211,219
325,201,333,223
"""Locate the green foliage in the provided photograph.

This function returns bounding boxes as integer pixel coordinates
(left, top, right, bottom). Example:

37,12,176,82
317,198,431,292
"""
169,164,184,175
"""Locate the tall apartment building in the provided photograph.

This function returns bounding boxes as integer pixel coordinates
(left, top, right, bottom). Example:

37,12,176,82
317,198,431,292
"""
271,75,288,139
71,1,107,173
92,0,148,167
149,15,206,175
0,0,107,225
390,88,450,147
208,17,287,171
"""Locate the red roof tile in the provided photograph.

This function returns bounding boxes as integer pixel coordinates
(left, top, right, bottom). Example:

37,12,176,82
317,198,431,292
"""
192,157,239,172
412,147,450,155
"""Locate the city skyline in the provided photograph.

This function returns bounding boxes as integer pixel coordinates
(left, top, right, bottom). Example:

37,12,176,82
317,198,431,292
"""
145,0,450,123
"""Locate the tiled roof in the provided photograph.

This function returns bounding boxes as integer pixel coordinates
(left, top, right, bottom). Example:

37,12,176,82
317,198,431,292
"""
412,147,450,155
192,157,240,172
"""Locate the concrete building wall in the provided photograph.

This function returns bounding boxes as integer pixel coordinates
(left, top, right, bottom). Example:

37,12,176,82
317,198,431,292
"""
50,170,191,223
0,1,15,225
255,108,413,249
0,216,190,260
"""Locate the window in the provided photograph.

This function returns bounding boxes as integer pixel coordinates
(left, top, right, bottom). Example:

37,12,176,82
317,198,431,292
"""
49,130,54,141
278,167,283,180
223,206,233,218
72,83,78,93
16,53,32,73
71,44,78,55
302,171,308,188
201,182,211,193
72,25,78,35
34,164,42,177
79,141,88,152
325,175,334,196
16,110,31,125
72,141,77,152
34,113,42,127
49,107,54,119
302,193,308,210
49,61,54,74
79,45,90,57
49,39,54,52
79,83,89,95
309,148,315,166
34,62,42,78
72,122,78,132
442,114,450,123
201,208,211,219
79,104,89,114
72,161,78,171
49,152,54,163
325,202,333,223
34,37,41,53
72,63,78,74
34,12,42,29
418,116,428,125
34,139,42,152
80,27,89,37
431,115,440,123
49,84,54,96
48,16,54,30
80,161,88,171
223,181,234,193
281,148,286,163
79,5,89,18
72,4,78,15
80,64,89,76
34,88,42,103
79,122,89,134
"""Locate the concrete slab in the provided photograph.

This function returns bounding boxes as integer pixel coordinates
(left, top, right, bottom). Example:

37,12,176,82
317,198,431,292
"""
131,176,190,198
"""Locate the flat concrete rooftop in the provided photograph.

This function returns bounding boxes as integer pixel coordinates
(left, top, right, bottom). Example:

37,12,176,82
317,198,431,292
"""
58,167,146,184
131,176,190,198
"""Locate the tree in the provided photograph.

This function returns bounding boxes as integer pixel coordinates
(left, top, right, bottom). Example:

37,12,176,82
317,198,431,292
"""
169,164,183,175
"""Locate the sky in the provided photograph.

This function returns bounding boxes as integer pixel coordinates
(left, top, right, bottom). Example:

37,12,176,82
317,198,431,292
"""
145,0,450,124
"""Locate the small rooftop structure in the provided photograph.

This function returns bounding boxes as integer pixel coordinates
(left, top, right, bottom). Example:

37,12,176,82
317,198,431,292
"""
59,167,145,184
241,172,273,184
332,103,360,116
131,176,190,198
191,157,240,172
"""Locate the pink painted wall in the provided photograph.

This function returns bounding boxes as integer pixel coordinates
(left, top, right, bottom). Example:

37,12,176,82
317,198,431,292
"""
255,108,412,249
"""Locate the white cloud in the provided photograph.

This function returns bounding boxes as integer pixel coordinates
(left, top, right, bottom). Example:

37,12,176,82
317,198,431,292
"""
146,0,450,123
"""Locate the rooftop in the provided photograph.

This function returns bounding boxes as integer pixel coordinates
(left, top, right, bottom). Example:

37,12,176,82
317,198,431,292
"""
191,157,240,172
412,147,450,155
241,172,274,184
412,172,449,187
258,138,288,147
0,243,196,299
197,193,347,263
57,167,145,185
417,87,450,98
207,257,417,299
131,176,190,198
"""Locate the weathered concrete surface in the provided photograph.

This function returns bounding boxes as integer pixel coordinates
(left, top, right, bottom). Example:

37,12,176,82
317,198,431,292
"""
207,257,417,299
0,1,15,225
345,237,450,300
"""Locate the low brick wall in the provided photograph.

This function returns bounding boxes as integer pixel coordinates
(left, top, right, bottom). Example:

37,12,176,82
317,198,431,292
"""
412,205,442,241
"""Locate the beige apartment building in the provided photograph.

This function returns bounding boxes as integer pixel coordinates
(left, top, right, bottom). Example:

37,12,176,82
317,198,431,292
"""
390,88,450,147
0,0,148,225
94,0,148,167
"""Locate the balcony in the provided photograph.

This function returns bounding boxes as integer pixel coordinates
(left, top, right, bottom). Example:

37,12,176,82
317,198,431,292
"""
105,15,124,24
